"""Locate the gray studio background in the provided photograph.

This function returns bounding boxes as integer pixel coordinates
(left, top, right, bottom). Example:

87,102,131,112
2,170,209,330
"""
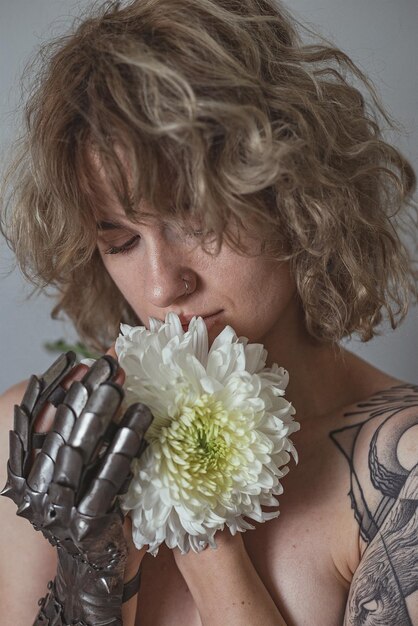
1,0,417,393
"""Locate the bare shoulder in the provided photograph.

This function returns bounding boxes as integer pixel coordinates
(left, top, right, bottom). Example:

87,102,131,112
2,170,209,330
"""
0,379,30,475
329,381,418,548
329,382,418,625
0,378,29,408
0,379,57,622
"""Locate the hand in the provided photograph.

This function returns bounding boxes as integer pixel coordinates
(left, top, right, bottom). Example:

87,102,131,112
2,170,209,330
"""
105,344,150,580
173,528,247,583
173,528,286,626
1,350,153,625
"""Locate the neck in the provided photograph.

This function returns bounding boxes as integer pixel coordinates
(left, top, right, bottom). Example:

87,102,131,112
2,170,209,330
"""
262,298,393,422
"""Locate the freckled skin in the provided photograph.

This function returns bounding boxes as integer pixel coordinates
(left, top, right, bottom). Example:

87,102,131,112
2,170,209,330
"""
95,197,418,626
344,470,418,626
96,205,301,357
330,385,418,626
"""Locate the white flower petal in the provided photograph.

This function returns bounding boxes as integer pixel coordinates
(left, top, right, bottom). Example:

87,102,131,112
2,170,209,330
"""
189,317,209,366
244,342,268,373
115,314,299,555
149,316,164,332
164,312,184,337
80,357,96,367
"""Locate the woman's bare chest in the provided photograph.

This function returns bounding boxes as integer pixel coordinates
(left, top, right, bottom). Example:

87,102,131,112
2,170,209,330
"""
135,435,354,626
135,380,408,624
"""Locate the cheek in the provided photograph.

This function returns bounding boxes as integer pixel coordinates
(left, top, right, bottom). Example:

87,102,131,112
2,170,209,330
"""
249,267,296,321
100,255,141,304
236,257,295,306
221,258,297,339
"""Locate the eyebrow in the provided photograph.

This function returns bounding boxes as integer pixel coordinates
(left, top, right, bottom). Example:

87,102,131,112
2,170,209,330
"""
97,212,159,231
97,220,125,231
96,208,180,234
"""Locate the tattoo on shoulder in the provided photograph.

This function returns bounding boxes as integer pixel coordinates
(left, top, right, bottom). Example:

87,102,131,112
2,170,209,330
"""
329,383,418,625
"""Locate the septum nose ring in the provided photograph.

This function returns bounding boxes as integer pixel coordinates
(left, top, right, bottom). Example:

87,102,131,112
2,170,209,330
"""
183,278,190,296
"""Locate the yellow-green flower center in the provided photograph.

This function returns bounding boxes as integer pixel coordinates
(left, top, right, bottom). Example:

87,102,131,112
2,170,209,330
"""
156,393,249,506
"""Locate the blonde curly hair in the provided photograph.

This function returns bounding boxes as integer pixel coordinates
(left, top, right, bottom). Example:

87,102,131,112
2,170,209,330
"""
1,0,417,353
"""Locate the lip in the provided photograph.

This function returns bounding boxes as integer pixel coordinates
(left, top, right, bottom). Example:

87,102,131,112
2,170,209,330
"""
181,310,223,331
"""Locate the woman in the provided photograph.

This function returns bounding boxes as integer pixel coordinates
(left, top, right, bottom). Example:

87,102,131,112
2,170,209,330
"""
1,0,417,624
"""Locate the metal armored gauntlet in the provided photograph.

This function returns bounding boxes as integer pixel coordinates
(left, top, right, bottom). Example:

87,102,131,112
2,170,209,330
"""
1,352,153,625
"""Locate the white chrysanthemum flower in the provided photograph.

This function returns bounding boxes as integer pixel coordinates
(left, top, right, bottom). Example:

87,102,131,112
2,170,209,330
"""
114,312,299,556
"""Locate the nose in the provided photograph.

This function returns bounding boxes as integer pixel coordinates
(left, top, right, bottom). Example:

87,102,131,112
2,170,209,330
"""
144,231,196,308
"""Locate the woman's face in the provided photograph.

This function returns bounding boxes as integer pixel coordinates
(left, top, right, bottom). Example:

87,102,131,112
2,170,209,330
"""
96,204,302,353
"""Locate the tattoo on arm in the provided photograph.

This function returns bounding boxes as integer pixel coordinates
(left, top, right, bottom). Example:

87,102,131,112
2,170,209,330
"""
329,384,418,625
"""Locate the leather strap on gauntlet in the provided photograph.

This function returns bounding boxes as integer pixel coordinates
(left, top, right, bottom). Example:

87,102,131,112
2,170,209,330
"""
1,352,152,625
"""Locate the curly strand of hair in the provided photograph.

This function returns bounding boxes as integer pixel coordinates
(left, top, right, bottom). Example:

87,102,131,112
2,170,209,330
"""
0,0,416,353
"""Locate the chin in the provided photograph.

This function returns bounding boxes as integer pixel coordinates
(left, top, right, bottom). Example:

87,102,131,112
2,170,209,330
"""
206,325,224,347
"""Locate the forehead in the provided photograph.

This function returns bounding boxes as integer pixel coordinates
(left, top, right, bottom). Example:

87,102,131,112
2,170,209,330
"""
96,209,164,232
88,145,178,225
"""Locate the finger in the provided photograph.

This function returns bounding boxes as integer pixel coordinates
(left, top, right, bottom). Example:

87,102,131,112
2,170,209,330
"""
54,350,119,397
100,347,125,422
106,343,125,386
35,354,120,434
24,352,77,434
56,355,120,424
22,355,123,507
29,361,124,496
49,382,124,511
8,406,29,477
77,403,153,516
59,362,90,392
81,354,119,393
116,403,154,495
8,352,77,476
106,344,117,359
33,361,88,434
27,404,78,493
50,444,83,491
66,381,124,465
27,448,55,493
21,352,77,416
118,403,153,446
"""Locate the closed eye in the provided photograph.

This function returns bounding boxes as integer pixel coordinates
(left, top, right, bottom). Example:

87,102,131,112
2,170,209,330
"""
104,235,140,255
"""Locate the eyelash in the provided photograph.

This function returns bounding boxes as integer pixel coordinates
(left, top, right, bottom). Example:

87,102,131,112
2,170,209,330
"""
103,230,207,255
104,235,140,255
